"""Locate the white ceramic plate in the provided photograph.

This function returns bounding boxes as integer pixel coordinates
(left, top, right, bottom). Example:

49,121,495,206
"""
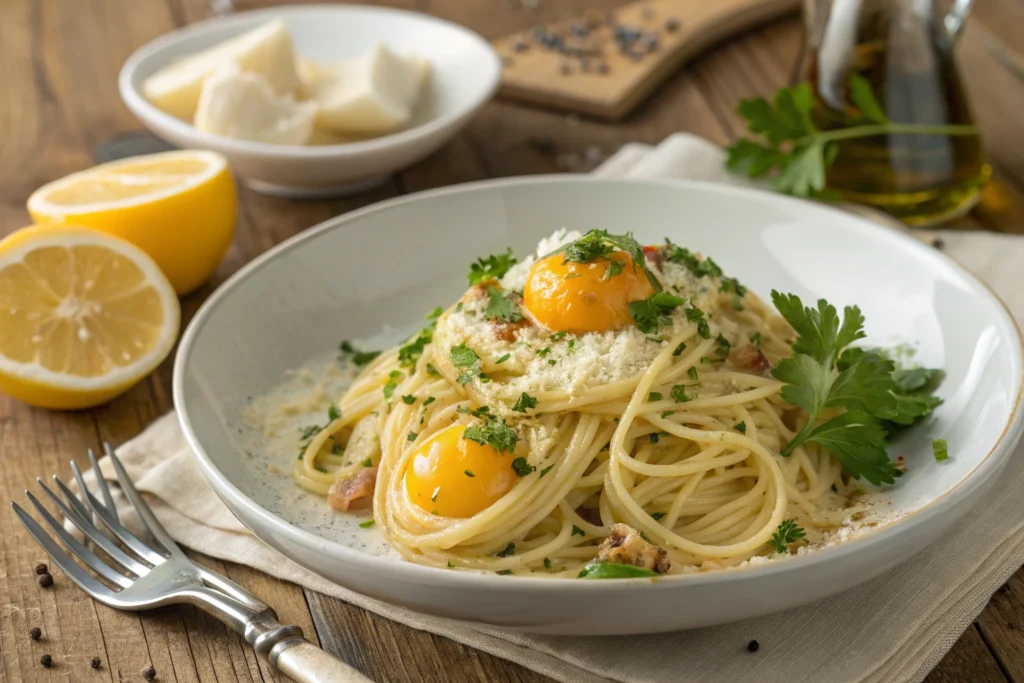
174,178,1024,635
119,5,500,197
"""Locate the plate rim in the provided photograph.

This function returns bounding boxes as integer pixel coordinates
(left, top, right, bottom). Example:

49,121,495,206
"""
172,174,1024,593
117,3,502,158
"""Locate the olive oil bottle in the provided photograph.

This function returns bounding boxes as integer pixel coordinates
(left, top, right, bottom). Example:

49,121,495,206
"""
797,0,990,225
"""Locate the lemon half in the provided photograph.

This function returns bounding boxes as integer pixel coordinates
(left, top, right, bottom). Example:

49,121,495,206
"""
0,226,181,409
27,150,236,295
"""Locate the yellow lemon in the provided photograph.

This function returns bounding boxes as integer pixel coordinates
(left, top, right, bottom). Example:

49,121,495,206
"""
0,225,181,410
27,150,236,295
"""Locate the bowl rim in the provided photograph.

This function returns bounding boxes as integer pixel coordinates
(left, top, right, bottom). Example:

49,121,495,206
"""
118,3,502,158
173,175,1024,594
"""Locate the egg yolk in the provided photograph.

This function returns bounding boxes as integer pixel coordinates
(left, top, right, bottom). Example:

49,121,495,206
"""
523,251,655,334
405,424,518,518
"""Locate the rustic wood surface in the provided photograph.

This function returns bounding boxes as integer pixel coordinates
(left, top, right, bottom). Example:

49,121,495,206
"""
1,1,1023,681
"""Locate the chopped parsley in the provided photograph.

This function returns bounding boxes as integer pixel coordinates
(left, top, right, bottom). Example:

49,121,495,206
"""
495,353,511,364
537,347,551,357
358,519,375,529
327,404,341,421
604,259,625,279
339,341,381,366
548,230,662,292
549,331,568,340
397,306,445,370
661,410,674,418
649,432,661,444
314,466,328,473
933,438,949,462
715,334,731,357
463,415,518,453
663,240,722,278
768,519,806,554
567,339,576,354
382,370,404,401
571,525,585,537
496,569,513,575
401,395,416,405
422,396,436,407
512,457,536,476
685,305,711,338
720,277,747,296
651,511,666,521
688,367,699,381
426,363,440,376
672,342,687,356
496,543,516,557
464,469,475,477
512,392,538,412
361,457,373,467
735,421,747,433
457,404,492,418
577,562,657,579
451,343,484,385
543,558,552,570
468,248,517,285
484,285,523,323
448,561,455,568
649,392,663,401
670,385,691,402
299,424,322,441
630,292,685,335
749,332,763,348
539,464,554,478
407,432,418,442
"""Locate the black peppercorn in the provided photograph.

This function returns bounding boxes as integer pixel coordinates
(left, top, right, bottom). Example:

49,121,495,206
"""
747,639,760,652
38,573,53,587
143,665,157,680
35,563,48,575
40,654,53,668
91,657,101,669
29,627,41,640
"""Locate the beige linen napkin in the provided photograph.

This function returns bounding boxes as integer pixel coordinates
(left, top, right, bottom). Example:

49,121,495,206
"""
80,133,1024,683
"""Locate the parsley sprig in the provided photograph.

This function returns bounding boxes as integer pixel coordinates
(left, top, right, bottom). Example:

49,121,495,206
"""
468,248,517,285
463,415,518,453
770,292,942,486
768,519,806,554
484,286,523,323
629,292,685,336
725,77,980,197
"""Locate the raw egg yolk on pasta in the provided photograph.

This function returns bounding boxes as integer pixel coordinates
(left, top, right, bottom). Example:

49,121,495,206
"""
523,251,654,334
405,424,518,518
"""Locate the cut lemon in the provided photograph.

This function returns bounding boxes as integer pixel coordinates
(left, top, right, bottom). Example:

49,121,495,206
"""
27,150,236,295
0,225,180,410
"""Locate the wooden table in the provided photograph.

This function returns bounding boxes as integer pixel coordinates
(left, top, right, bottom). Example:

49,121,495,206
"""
2,1,1024,681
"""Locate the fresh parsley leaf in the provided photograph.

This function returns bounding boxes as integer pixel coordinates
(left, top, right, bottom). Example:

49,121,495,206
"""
685,305,711,339
749,332,763,349
630,292,685,335
571,525,585,537
339,341,381,366
361,457,373,467
401,395,416,405
399,327,433,369
768,519,806,554
720,277,747,296
651,512,666,521
543,558,552,570
547,230,662,292
892,367,941,393
649,392,663,401
468,248,517,285
848,73,887,123
464,469,475,477
426,363,440,376
512,457,535,476
804,411,902,486
512,392,538,412
605,259,625,279
549,331,568,340
715,334,731,357
688,367,699,381
672,342,687,356
422,396,436,406
670,385,691,402
451,343,483,385
496,569,513,575
539,464,554,478
484,285,523,323
663,240,722,277
463,416,518,453
933,438,949,462
496,542,516,557
771,291,865,363
300,424,322,441
735,421,747,433
383,370,404,401
577,562,657,579
407,432,418,441
495,353,511,364
327,404,341,421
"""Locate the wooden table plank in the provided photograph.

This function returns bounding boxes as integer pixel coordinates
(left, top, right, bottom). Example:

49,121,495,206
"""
1,0,1022,682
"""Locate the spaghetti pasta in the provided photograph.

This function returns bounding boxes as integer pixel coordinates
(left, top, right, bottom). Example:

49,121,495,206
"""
293,229,902,576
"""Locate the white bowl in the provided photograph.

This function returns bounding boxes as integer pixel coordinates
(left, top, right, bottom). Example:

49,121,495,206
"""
119,5,500,198
173,177,1024,635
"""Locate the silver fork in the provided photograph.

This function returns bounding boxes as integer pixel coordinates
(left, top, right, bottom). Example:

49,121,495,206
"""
12,444,372,683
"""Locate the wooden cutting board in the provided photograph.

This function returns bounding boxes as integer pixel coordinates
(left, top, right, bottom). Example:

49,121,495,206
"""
494,0,801,120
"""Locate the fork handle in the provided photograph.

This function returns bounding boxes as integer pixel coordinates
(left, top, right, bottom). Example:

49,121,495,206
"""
272,638,374,683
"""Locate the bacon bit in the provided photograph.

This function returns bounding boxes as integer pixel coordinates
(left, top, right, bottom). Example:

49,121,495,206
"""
491,317,531,343
328,467,377,512
642,245,664,269
728,344,772,377
597,523,671,574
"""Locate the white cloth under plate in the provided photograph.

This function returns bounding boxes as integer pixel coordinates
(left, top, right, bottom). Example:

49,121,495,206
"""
79,133,1024,683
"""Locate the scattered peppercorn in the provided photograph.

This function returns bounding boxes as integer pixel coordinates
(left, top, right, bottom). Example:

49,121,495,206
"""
91,657,101,669
932,237,945,250
747,640,760,653
143,665,157,680
40,654,53,668
35,563,48,575
38,573,53,587
665,18,681,32
29,627,41,640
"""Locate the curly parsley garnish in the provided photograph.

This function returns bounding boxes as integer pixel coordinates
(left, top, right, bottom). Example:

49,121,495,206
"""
768,519,806,554
546,230,662,292
629,292,685,336
468,248,517,285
